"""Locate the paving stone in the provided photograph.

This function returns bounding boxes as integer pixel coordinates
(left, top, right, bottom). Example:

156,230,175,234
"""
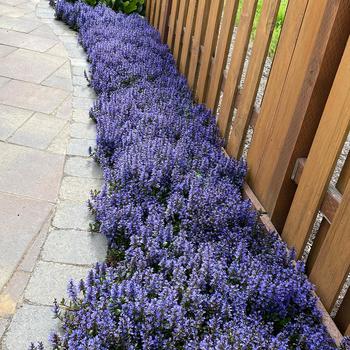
71,64,88,76
0,76,9,88
2,304,60,350
64,156,102,179
42,229,107,266
0,0,27,5
0,317,9,340
0,48,66,83
0,28,56,52
72,108,91,123
18,216,51,273
46,41,68,58
54,96,72,120
8,113,67,150
25,261,90,305
53,60,71,79
42,72,72,91
70,122,96,139
0,15,41,33
0,104,33,141
0,192,52,291
0,143,65,201
47,123,70,154
29,24,58,41
73,85,95,98
67,138,96,157
0,44,16,57
0,271,30,317
72,74,88,86
72,97,94,110
52,200,94,231
59,176,102,202
0,80,69,114
0,4,27,18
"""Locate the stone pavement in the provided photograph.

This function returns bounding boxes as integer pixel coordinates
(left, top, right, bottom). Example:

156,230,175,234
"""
0,0,107,348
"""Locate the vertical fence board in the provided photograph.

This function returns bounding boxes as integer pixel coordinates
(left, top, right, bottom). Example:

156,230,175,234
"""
206,0,239,111
282,38,350,256
167,0,180,49
173,0,188,64
337,155,350,194
217,0,258,138
179,0,197,75
195,0,224,102
246,0,350,232
154,0,162,29
158,0,171,42
309,177,350,311
150,0,157,25
146,0,151,19
226,0,281,158
187,0,209,89
335,289,350,335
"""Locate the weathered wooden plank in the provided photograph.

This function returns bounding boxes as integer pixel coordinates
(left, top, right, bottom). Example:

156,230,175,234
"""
195,0,224,102
206,0,239,111
159,0,172,42
216,0,257,139
173,0,189,64
179,0,197,75
150,0,157,25
337,154,350,194
226,0,281,158
247,0,350,232
167,0,180,49
154,0,162,29
187,0,209,89
146,0,151,19
334,289,350,336
309,175,350,311
282,37,350,257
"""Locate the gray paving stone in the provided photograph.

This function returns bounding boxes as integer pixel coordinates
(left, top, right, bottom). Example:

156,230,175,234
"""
52,200,94,231
72,96,94,110
0,28,56,52
72,108,91,123
0,192,52,290
54,96,72,119
73,85,95,98
72,74,88,86
0,44,16,57
70,122,96,139
8,113,67,150
46,41,68,58
0,317,9,340
42,74,72,91
2,304,60,350
0,104,33,141
42,229,107,265
25,261,90,305
0,48,66,83
0,79,69,114
0,142,65,201
0,4,27,18
30,24,58,41
53,60,70,79
0,76,9,88
59,176,102,202
47,123,70,155
0,15,41,33
67,138,96,157
64,156,102,179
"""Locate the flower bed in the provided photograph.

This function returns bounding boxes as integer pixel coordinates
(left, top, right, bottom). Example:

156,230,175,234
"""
33,1,344,349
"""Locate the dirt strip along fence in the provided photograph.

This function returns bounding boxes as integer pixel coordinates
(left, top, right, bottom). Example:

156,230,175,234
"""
145,0,350,343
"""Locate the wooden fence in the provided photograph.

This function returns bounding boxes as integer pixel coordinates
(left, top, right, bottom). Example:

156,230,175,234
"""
145,0,350,342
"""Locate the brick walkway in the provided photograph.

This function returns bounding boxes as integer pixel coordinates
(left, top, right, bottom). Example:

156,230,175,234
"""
0,1,106,348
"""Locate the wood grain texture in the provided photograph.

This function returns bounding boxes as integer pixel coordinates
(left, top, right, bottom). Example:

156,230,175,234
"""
226,0,281,158
158,0,172,42
179,0,197,75
167,0,180,49
282,37,350,257
216,0,257,139
173,0,189,64
309,173,350,311
247,0,350,232
334,289,350,335
206,0,239,111
187,0,209,89
195,0,224,102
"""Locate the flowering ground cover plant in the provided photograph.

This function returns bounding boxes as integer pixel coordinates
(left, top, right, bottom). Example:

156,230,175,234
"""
31,1,349,349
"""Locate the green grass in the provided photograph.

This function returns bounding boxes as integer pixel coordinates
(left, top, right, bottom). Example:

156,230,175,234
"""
236,0,288,56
